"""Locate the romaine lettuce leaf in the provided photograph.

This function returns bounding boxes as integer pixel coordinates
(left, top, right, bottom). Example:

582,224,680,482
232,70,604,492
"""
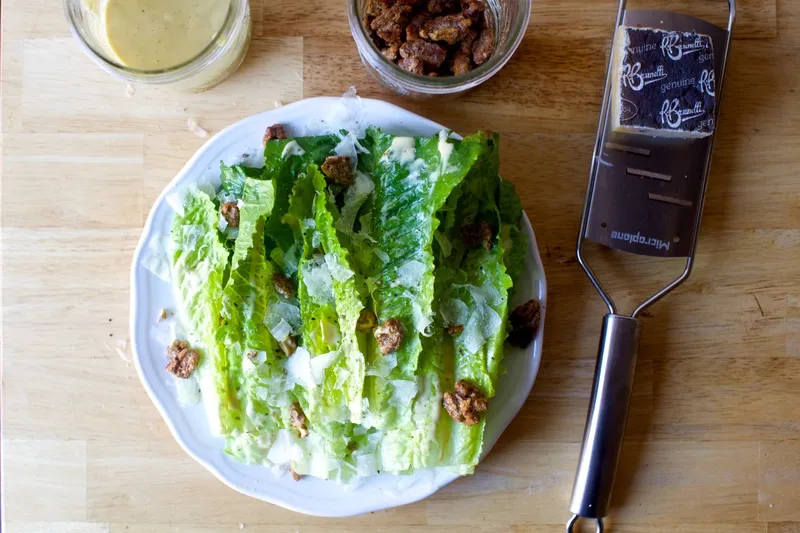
429,133,513,473
219,163,263,199
314,169,367,424
285,165,367,426
169,188,232,435
263,136,338,253
361,128,485,472
498,179,527,291
218,178,294,459
286,168,346,425
367,128,483,379
230,178,275,272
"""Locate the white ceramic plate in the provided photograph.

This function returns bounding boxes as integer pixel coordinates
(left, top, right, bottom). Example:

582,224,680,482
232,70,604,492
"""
130,96,547,517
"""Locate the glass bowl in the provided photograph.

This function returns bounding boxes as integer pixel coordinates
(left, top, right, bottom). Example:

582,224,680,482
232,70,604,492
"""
64,0,251,92
347,0,531,100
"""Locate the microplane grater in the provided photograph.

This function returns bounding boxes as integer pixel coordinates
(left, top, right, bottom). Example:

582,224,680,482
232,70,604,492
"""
567,2,735,532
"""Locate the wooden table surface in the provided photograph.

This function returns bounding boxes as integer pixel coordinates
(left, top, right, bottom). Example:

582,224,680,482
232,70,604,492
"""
3,0,799,531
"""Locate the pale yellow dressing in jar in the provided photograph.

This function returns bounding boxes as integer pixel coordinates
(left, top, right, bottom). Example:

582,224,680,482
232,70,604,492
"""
102,0,231,70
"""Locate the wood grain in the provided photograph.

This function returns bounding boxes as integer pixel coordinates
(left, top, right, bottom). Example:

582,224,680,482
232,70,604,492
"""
3,0,800,532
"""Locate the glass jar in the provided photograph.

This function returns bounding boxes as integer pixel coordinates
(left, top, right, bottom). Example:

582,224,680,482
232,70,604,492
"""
347,0,531,100
64,0,251,92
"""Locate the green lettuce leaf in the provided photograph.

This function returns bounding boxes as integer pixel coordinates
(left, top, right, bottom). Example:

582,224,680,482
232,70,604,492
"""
314,168,367,424
362,128,485,472
367,128,483,379
498,179,522,222
287,167,347,425
435,134,514,473
285,166,367,426
169,127,526,481
263,136,338,253
169,188,232,435
230,178,275,272
217,178,296,461
498,179,526,290
219,163,263,199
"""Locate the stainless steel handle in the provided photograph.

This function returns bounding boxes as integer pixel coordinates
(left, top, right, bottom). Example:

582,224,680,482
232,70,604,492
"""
567,314,642,531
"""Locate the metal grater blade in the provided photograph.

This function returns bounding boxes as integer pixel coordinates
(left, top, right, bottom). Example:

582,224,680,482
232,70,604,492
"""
584,10,729,258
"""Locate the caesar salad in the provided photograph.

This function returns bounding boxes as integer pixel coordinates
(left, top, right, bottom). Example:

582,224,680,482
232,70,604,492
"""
158,124,540,483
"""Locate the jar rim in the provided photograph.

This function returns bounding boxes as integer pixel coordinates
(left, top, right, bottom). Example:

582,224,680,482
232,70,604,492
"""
347,0,531,95
64,0,249,83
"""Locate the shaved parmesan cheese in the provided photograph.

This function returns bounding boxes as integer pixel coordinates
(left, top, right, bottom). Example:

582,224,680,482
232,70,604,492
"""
175,375,202,407
395,260,426,288
388,380,418,407
366,353,397,378
479,280,503,306
310,350,340,384
481,305,503,338
187,117,209,138
301,257,334,304
243,350,266,372
332,128,366,175
460,304,503,354
334,366,351,389
281,140,306,159
269,318,293,342
304,433,343,478
142,235,171,282
403,290,432,335
324,253,354,282
440,298,469,327
217,213,228,232
461,310,485,354
267,429,303,464
266,300,302,332
284,347,315,390
354,451,379,477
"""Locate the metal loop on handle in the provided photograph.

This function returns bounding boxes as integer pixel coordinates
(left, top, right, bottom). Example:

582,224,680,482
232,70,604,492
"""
566,514,604,533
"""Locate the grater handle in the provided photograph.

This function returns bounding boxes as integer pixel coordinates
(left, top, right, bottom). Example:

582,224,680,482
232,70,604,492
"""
567,314,642,528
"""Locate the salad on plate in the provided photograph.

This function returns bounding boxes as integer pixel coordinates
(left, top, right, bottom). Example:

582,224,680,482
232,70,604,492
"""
154,118,539,484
